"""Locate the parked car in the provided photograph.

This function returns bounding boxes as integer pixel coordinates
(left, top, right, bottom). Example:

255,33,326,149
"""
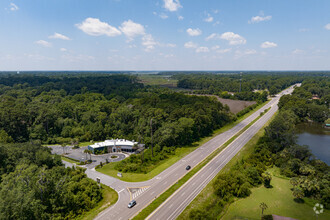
186,165,191,170
128,200,136,208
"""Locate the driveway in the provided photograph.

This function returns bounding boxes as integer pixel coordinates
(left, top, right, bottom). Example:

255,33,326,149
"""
48,145,127,168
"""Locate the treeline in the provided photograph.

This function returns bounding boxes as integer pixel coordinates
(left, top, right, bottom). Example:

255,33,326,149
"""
188,78,330,219
174,73,308,100
0,142,103,219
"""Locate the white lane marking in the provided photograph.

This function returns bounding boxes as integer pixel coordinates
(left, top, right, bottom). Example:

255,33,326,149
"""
118,189,124,193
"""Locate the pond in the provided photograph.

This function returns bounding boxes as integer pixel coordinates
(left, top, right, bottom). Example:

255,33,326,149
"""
296,123,330,165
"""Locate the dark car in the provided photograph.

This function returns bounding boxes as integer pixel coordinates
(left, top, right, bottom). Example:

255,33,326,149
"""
128,200,136,208
186,165,191,170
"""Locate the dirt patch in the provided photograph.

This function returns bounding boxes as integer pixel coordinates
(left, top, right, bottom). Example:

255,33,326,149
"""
192,94,256,114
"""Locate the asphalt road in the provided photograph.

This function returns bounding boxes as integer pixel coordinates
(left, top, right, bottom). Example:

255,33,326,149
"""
64,85,297,220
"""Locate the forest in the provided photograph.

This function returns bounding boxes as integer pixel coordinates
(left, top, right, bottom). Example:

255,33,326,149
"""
173,72,328,101
187,76,330,219
0,142,103,219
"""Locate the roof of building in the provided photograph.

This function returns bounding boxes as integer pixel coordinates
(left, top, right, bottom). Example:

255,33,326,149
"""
89,139,138,149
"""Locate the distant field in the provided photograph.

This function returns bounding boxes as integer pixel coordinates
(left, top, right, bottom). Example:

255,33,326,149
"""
191,94,256,114
222,168,330,220
138,74,177,87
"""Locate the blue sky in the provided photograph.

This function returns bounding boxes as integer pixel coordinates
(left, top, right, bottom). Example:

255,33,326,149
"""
1,0,330,70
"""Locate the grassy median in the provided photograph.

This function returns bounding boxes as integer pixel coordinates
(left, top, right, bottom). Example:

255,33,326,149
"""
132,109,267,220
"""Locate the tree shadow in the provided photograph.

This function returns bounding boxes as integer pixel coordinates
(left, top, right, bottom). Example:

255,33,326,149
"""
265,185,273,189
293,198,305,203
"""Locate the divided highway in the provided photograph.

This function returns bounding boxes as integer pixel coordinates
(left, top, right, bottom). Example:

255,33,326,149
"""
89,85,297,220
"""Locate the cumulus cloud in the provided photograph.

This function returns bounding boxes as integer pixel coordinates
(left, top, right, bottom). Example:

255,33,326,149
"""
76,18,121,37
178,16,184,20
205,33,218,41
49,33,71,40
261,41,277,48
211,45,220,50
60,48,67,52
292,49,305,54
220,32,246,45
159,13,169,19
187,28,202,36
184,41,198,49
163,0,182,12
120,20,145,39
142,34,157,52
196,47,209,53
204,14,214,23
244,49,257,54
325,23,330,30
35,40,52,47
249,15,272,24
216,48,232,54
166,43,176,48
10,3,19,11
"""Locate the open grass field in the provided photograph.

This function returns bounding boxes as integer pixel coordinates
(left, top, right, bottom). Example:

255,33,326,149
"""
96,101,269,182
192,94,257,114
78,184,118,220
138,74,178,87
222,169,330,220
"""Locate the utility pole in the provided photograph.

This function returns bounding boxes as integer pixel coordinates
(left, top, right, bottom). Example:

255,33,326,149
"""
150,118,154,157
239,72,242,93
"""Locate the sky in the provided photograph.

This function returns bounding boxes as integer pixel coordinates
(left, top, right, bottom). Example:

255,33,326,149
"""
0,0,330,71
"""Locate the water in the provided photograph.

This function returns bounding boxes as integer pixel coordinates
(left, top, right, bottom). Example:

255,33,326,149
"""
296,123,330,165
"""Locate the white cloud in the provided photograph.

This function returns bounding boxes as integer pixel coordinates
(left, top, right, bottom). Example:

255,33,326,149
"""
10,3,19,11
142,34,157,52
178,16,184,20
325,23,330,30
220,32,246,45
159,13,169,19
211,45,220,50
249,15,272,24
49,33,71,40
76,18,121,37
244,49,257,55
299,28,309,32
187,28,202,36
216,48,232,54
60,48,67,52
35,40,52,47
261,41,277,48
196,47,209,53
204,14,214,23
184,41,198,49
62,54,95,63
163,0,182,12
120,20,145,39
205,33,218,41
166,43,176,48
292,49,305,55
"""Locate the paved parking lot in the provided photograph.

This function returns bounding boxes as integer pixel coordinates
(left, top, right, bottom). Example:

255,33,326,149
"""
48,145,127,168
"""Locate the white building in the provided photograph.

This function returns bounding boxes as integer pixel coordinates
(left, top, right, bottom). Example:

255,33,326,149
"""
88,139,138,153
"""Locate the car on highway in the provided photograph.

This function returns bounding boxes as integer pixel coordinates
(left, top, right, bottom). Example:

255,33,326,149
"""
128,200,136,208
186,165,191,170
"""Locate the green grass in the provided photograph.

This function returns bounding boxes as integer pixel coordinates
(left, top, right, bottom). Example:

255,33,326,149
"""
222,169,330,220
79,141,93,147
97,100,270,182
61,156,79,164
138,74,178,87
133,109,268,220
97,146,198,182
177,112,276,220
77,184,118,220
